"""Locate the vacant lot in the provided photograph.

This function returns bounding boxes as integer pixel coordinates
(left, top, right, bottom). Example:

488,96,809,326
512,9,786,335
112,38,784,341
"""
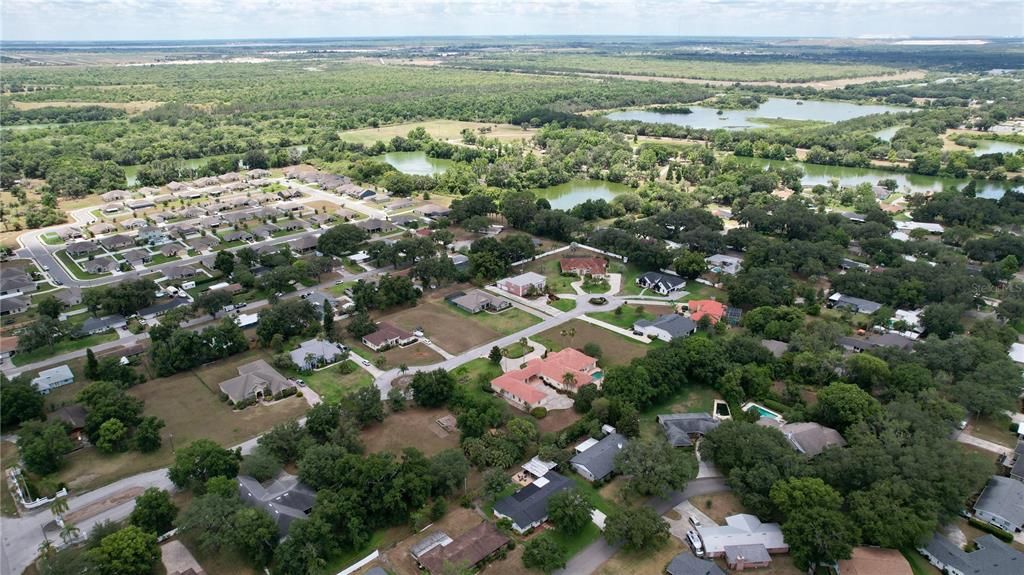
589,303,675,329
340,119,535,145
534,319,649,366
361,407,460,457
689,491,748,525
292,362,373,404
384,301,503,354
596,537,686,575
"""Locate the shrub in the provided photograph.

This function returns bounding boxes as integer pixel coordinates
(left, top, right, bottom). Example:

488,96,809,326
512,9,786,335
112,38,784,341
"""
531,407,548,419
968,518,1015,542
762,398,790,412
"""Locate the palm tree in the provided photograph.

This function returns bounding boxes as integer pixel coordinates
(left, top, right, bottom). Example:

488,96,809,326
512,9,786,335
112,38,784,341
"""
399,364,409,374
562,372,577,389
50,496,69,522
37,537,54,558
59,522,80,545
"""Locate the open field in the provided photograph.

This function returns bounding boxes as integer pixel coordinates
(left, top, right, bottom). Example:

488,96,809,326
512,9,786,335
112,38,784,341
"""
534,319,649,366
596,537,687,575
340,119,535,145
588,303,674,330
383,301,504,354
293,361,373,404
361,407,460,457
689,491,748,525
10,100,162,113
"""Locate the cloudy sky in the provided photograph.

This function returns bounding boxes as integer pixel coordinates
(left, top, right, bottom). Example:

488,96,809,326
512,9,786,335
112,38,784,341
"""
2,0,1022,42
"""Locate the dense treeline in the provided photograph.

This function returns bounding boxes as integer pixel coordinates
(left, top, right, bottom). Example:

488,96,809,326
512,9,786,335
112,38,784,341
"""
0,103,127,125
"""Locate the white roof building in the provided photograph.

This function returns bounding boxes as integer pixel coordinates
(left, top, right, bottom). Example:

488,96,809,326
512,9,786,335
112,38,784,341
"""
31,365,75,394
1010,343,1024,365
697,514,788,556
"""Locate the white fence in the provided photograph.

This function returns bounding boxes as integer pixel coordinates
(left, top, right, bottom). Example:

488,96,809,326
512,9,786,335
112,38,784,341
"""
8,467,68,510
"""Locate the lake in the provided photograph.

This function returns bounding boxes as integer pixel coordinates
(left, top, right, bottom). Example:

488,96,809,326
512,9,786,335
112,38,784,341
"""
532,179,633,210
872,126,902,142
378,151,454,176
735,157,1022,199
607,98,911,130
972,140,1024,156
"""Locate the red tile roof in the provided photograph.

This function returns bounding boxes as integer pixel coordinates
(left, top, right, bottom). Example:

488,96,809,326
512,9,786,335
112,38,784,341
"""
688,300,727,324
491,373,549,406
492,348,598,404
559,257,607,276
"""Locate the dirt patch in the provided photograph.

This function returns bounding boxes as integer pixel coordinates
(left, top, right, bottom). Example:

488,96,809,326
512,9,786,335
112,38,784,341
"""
533,407,582,435
9,100,162,113
64,486,144,524
480,543,532,575
688,492,748,526
535,319,649,366
381,507,484,575
362,407,461,457
597,537,686,575
377,342,445,368
384,302,502,354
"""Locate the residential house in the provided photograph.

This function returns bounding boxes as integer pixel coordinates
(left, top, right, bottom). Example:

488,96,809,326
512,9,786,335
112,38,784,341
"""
387,198,414,211
450,253,470,270
80,314,126,336
570,431,627,482
137,226,168,245
121,218,146,229
221,210,254,226
101,190,130,202
49,404,88,442
99,234,134,251
219,359,295,403
279,220,306,232
1009,441,1024,483
839,258,871,271
308,213,334,228
82,257,118,274
757,420,846,457
66,241,99,257
838,547,912,575
0,270,36,299
290,339,347,371
87,222,116,236
126,199,155,210
410,532,453,563
872,185,893,200
973,476,1024,532
724,544,774,571
58,226,83,241
706,254,742,275
559,257,608,278
633,314,696,342
827,292,883,314
919,533,1023,575
354,219,397,234
415,204,451,218
697,514,788,558
122,248,152,267
389,214,421,227
237,474,315,537
285,235,317,254
491,348,599,411
841,212,867,223
164,265,198,280
138,297,191,319
657,413,720,447
416,523,510,575
169,224,200,238
362,322,417,351
200,216,223,229
252,224,279,239
665,553,726,575
340,183,375,199
687,299,727,324
895,221,944,234
446,289,511,314
54,287,82,307
334,208,357,221
498,272,547,297
159,243,185,257
223,230,254,243
166,181,187,192
838,333,915,352
0,296,29,316
492,471,573,533
101,203,123,214
138,186,160,196
187,236,220,252
217,172,240,183
636,271,685,295
31,365,75,395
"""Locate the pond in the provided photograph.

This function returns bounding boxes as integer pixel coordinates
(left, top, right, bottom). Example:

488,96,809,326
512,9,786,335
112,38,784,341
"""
377,151,454,176
532,179,633,210
735,157,1022,199
872,126,903,142
606,98,911,130
971,140,1024,156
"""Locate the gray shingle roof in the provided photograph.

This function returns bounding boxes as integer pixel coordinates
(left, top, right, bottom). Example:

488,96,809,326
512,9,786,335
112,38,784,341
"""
657,413,720,447
238,474,315,537
570,432,628,481
922,533,1024,575
492,471,572,532
975,476,1024,529
634,314,696,339
666,552,726,575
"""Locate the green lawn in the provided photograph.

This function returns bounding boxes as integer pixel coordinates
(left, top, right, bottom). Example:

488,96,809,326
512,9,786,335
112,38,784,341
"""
683,282,726,301
638,386,721,440
145,253,180,266
449,304,541,336
213,239,245,251
611,262,646,296
550,298,576,312
54,250,108,279
271,227,305,238
581,278,611,294
902,549,941,575
549,522,602,560
588,305,655,330
503,341,531,359
330,282,356,296
40,233,64,245
13,332,119,366
287,361,373,404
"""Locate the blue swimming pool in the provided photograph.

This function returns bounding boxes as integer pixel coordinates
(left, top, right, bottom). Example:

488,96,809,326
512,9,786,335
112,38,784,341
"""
591,371,604,380
743,402,783,421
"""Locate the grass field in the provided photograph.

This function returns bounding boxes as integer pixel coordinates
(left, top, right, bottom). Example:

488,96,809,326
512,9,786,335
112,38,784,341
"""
447,302,542,336
52,349,308,492
291,361,373,404
534,319,649,367
361,407,461,457
588,303,674,330
12,332,118,366
902,549,942,575
550,297,576,312
383,301,504,354
339,119,534,145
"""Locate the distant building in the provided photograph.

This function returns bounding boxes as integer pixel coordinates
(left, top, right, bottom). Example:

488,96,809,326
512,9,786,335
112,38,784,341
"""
657,413,720,447
0,296,30,316
290,339,347,371
362,322,417,352
697,514,788,558
706,254,742,276
828,292,883,315
446,289,511,314
838,333,915,352
0,269,36,299
559,257,608,278
31,365,75,395
757,420,846,457
218,360,294,404
498,272,547,297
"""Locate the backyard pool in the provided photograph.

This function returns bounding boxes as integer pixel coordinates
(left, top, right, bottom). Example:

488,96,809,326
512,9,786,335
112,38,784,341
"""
742,402,783,421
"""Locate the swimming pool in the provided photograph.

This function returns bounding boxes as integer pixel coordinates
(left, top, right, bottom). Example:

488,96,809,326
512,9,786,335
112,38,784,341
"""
742,402,783,421
591,371,604,381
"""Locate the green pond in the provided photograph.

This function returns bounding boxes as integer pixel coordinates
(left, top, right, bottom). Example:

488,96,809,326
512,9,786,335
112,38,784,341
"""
532,179,633,210
736,157,1022,199
607,98,911,130
378,151,454,176
971,140,1024,155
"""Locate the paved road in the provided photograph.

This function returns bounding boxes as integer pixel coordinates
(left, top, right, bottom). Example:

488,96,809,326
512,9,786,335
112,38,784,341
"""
555,477,729,575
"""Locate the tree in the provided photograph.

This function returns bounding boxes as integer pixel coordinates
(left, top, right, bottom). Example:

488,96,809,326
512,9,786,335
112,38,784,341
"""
429,449,470,496
214,250,235,275
232,507,280,567
240,447,282,482
673,250,707,279
500,190,538,230
168,439,239,490
488,346,503,364
133,416,164,453
95,418,129,453
0,376,44,429
129,488,177,536
317,223,369,256
322,300,335,340
256,299,318,346
522,533,567,574
770,478,858,569
483,468,512,499
195,290,233,316
77,381,144,442
258,420,311,463
844,354,891,392
615,438,697,498
85,348,100,378
176,492,244,552
86,525,160,575
815,383,881,432
347,311,377,339
37,295,63,319
411,369,456,407
603,506,669,552
547,489,594,535
17,421,73,475
922,303,965,339
387,387,407,411
343,386,385,426
305,402,342,443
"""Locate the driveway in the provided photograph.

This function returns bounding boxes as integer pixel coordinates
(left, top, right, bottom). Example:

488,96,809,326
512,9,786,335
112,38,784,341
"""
955,430,1013,457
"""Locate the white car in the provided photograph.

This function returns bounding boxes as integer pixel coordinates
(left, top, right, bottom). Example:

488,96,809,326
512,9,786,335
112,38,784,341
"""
686,531,704,557
361,359,371,366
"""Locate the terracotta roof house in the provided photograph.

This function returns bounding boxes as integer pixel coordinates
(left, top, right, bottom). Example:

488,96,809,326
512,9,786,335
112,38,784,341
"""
919,533,1023,575
362,322,417,351
559,257,608,277
219,359,294,404
636,271,685,295
493,471,573,533
658,413,720,447
757,420,846,457
417,523,510,575
498,272,547,297
491,348,599,411
237,473,315,537
687,299,727,324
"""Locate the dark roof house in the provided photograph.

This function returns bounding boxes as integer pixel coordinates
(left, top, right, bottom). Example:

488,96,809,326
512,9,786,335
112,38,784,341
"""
492,471,573,534
237,474,315,537
570,432,627,482
657,413,720,447
919,533,1024,575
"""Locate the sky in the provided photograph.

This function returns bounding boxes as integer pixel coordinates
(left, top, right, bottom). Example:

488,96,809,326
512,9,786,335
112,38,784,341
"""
2,0,1022,42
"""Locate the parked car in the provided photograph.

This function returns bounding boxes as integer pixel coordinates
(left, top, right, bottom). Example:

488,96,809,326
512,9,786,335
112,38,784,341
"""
957,420,968,430
686,531,704,557
688,516,702,528
295,379,306,387
361,359,371,366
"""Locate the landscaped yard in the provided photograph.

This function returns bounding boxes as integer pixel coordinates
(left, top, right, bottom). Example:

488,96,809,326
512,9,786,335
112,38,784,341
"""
288,361,373,404
902,549,942,575
54,250,109,279
534,319,650,366
40,232,64,245
523,256,580,294
12,332,118,366
588,303,675,330
639,386,722,440
550,297,576,312
502,341,531,358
